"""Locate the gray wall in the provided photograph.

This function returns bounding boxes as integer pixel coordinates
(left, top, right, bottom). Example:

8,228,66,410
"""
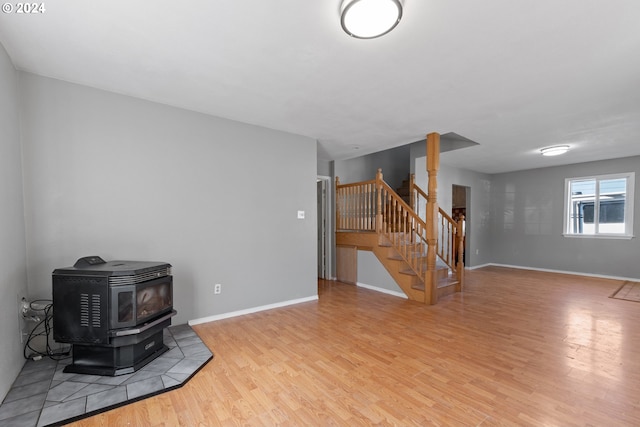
334,144,411,190
357,251,402,294
0,44,29,400
317,157,332,177
414,156,494,267
489,156,640,278
19,72,318,326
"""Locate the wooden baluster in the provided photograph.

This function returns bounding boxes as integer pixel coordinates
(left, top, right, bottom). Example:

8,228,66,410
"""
441,217,446,262
364,184,368,230
372,183,376,231
364,183,369,230
376,169,383,233
392,198,397,241
366,184,370,230
357,185,362,230
367,184,375,230
384,191,389,235
397,202,401,256
388,192,393,236
403,210,408,262
369,183,373,230
350,186,354,230
344,186,349,230
399,202,403,250
367,184,370,230
380,189,384,234
419,224,425,276
348,186,353,230
338,190,342,230
448,221,452,264
357,185,361,231
352,186,355,230
374,184,377,231
390,194,395,239
448,222,453,266
413,224,418,273
439,216,443,260
442,216,446,260
410,173,415,211
357,185,359,230
353,185,357,230
360,184,364,230
439,215,443,260
456,215,465,290
342,186,346,230
351,187,358,230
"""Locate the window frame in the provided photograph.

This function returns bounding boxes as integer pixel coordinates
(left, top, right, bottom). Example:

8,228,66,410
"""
563,172,635,239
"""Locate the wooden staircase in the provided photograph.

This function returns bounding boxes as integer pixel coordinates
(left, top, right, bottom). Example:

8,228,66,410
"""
335,215,462,303
335,133,465,305
377,233,459,301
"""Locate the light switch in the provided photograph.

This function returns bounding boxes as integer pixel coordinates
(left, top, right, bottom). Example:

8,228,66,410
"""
297,210,305,219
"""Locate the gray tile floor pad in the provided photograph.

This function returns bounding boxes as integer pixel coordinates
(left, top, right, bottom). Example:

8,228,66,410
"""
0,324,213,427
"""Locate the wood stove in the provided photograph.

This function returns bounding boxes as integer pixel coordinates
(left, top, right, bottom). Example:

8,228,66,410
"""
52,256,176,376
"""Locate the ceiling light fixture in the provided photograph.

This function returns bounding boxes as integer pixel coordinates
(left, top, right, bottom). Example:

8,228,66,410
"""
340,0,403,39
540,145,570,156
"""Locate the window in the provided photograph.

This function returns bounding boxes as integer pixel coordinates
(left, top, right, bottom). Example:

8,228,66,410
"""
564,172,635,238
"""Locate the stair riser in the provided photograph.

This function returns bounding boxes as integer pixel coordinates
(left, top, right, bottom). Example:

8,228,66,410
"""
437,283,457,299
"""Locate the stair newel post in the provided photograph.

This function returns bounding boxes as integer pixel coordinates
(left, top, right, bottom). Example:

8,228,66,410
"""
456,214,465,290
425,133,440,305
375,168,383,234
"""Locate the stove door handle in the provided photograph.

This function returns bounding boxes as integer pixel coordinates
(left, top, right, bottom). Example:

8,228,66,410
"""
112,310,177,337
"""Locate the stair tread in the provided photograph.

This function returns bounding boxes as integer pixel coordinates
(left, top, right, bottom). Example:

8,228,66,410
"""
388,254,427,261
379,242,421,248
399,266,449,276
411,279,459,292
437,278,459,288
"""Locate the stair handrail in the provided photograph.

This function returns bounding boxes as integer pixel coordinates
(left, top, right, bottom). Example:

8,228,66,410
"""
377,174,431,286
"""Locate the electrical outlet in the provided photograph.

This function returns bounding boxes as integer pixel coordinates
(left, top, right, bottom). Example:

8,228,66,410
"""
214,284,222,294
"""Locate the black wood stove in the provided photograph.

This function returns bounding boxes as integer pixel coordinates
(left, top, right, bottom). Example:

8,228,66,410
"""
52,256,176,376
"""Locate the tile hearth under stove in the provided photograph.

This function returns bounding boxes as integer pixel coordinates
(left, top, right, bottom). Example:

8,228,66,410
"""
0,324,213,427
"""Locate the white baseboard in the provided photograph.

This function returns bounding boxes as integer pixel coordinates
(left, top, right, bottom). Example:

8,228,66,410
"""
188,295,319,326
467,263,492,270
480,263,640,282
356,282,408,299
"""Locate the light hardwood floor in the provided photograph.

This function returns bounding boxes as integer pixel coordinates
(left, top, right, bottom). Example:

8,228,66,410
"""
70,267,640,426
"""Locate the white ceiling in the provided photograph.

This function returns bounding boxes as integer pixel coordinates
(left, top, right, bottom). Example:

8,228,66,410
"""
1,0,639,174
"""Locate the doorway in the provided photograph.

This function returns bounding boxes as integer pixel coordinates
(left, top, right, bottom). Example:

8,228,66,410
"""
317,176,332,279
452,184,470,264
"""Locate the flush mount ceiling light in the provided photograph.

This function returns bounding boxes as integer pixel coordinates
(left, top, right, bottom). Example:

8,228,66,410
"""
341,0,403,39
540,145,570,156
